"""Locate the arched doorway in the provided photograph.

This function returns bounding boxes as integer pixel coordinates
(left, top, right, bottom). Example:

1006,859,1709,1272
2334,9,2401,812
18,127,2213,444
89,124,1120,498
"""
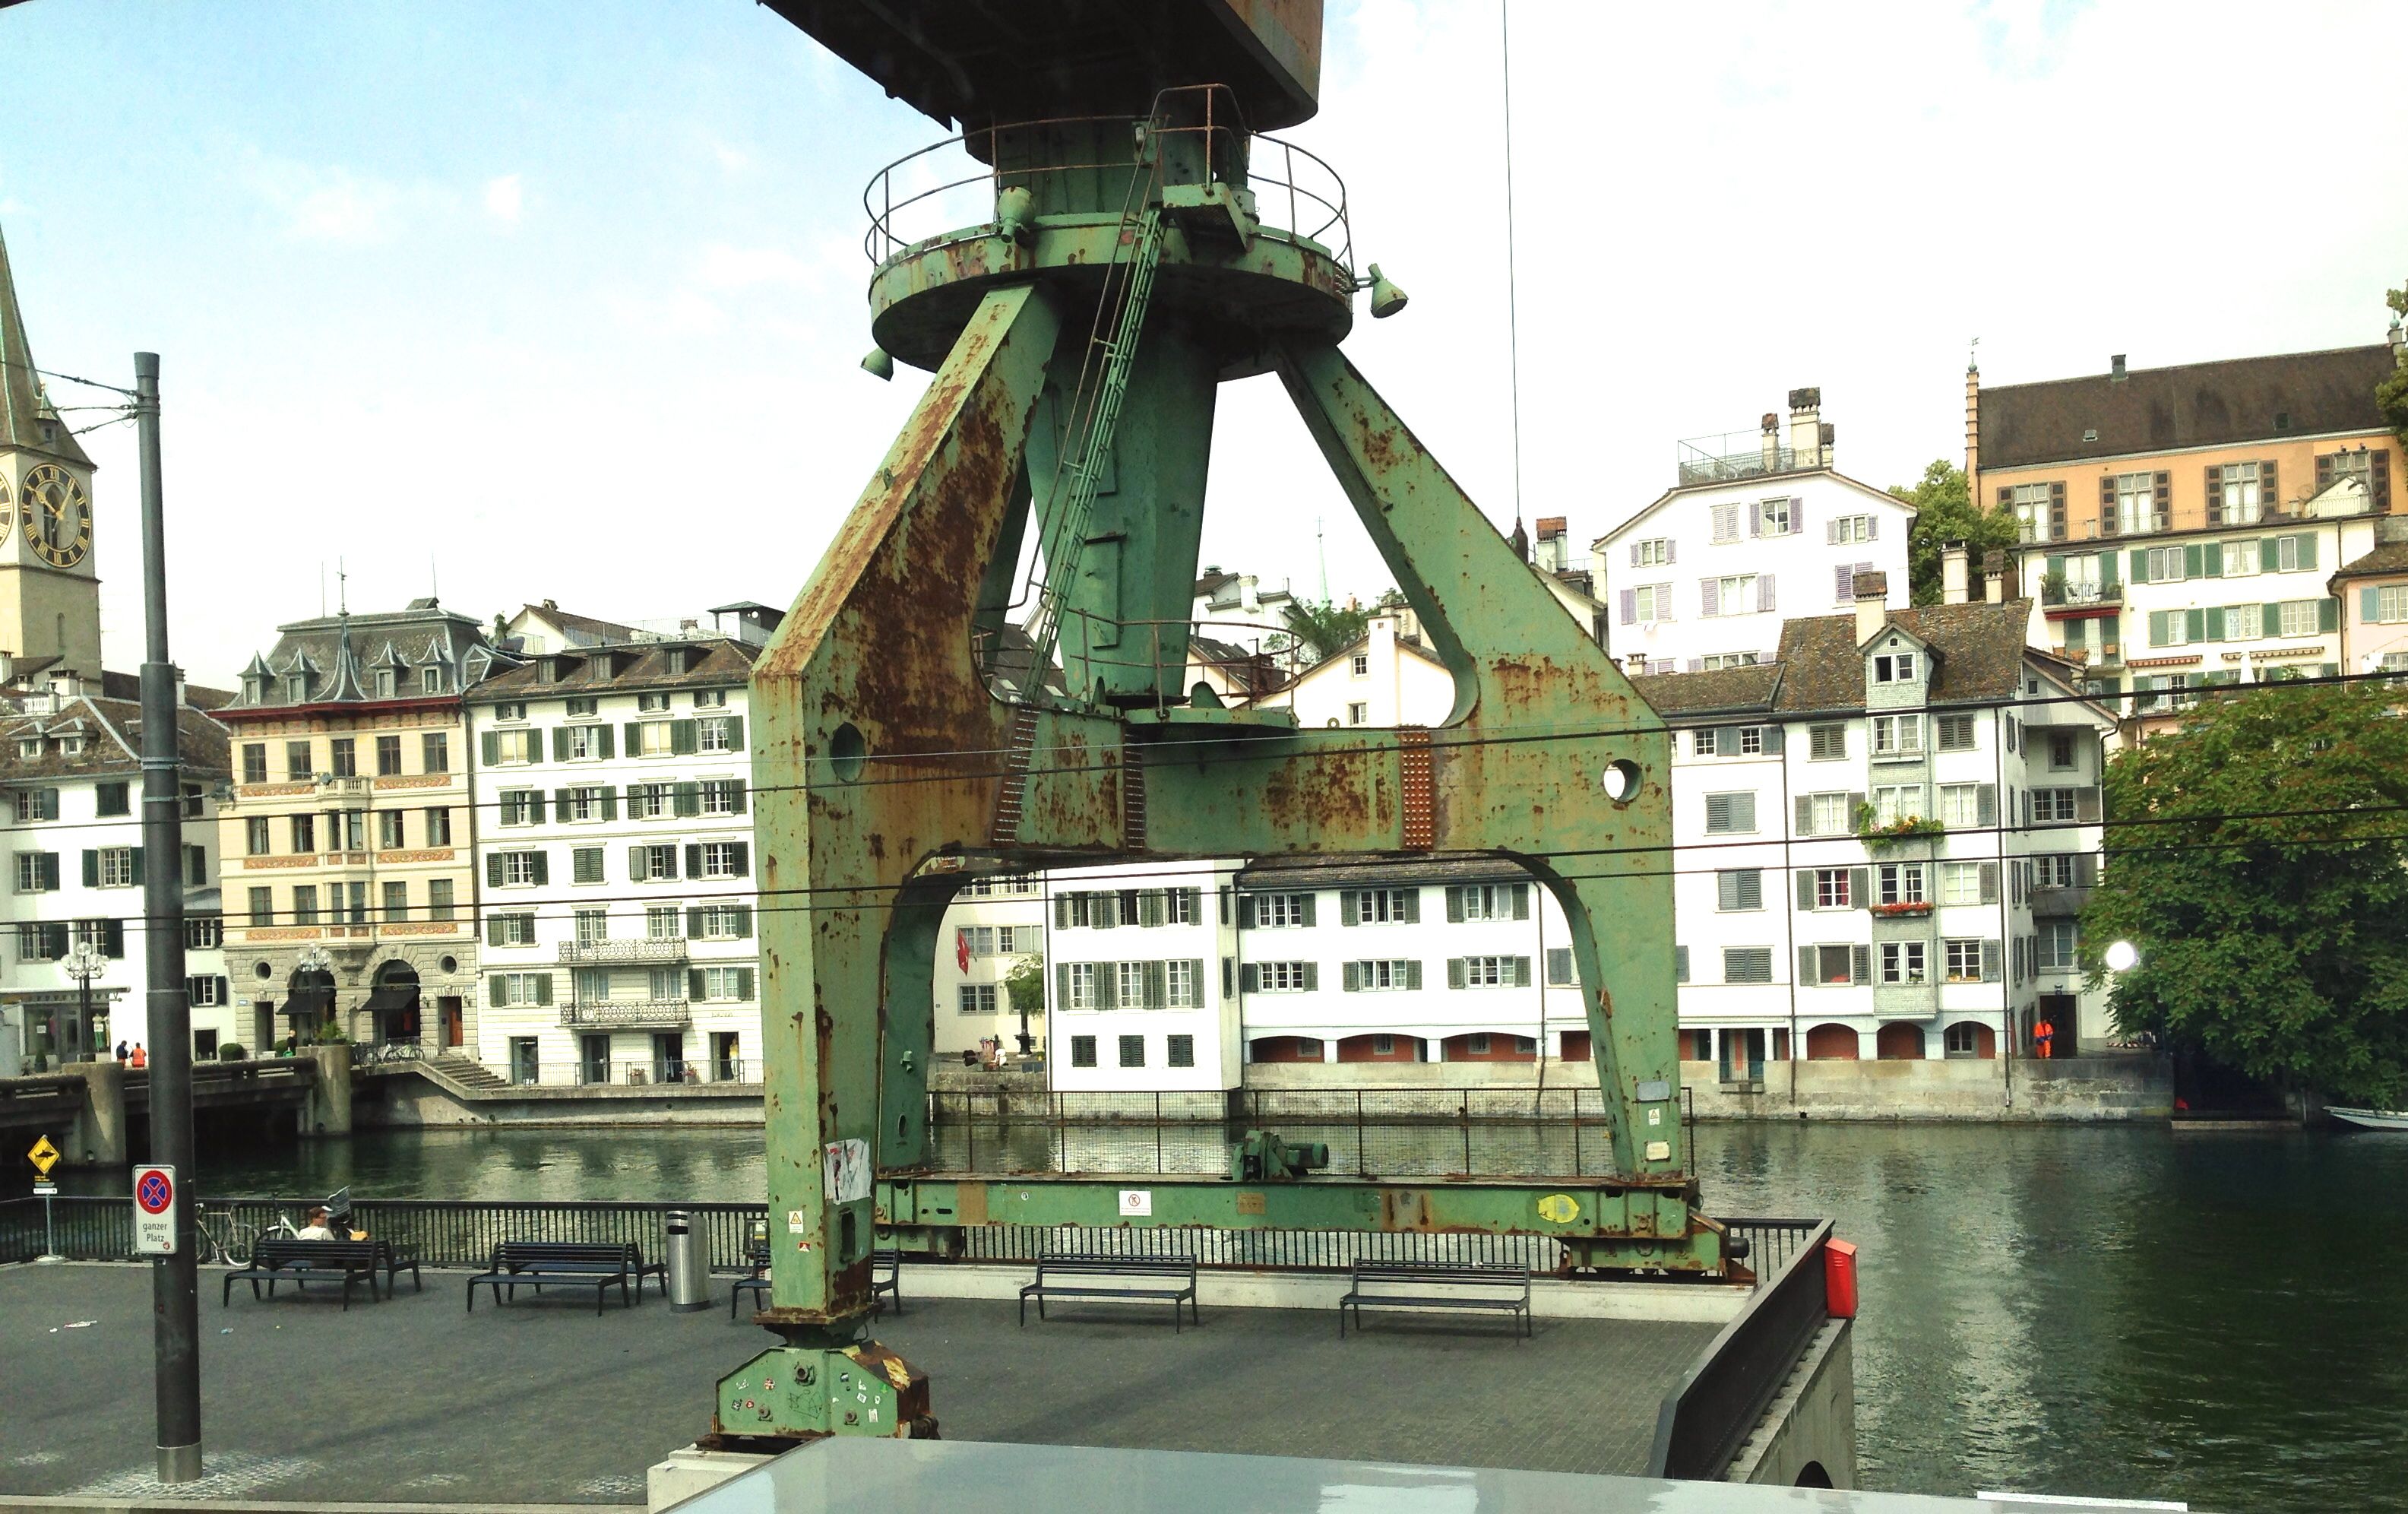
283,966,335,1045
1875,1021,1927,1060
365,960,422,1045
1804,1023,1860,1060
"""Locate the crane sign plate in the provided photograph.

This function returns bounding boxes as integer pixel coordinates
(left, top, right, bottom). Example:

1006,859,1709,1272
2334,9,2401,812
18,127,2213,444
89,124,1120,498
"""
133,1164,178,1256
27,1135,59,1177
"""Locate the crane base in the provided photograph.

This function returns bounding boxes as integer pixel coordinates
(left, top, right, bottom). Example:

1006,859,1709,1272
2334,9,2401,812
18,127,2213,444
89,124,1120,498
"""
712,1345,930,1441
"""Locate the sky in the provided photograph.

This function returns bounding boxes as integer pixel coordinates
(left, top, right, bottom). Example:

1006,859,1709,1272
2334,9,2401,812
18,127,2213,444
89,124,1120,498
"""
2,0,2403,686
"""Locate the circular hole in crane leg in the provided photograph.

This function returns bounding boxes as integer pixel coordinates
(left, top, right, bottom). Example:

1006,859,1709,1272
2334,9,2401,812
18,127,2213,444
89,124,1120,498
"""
1600,759,1643,804
830,723,868,783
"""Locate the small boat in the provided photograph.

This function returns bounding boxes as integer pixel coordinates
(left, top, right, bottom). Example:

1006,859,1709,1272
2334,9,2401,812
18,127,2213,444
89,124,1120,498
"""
2327,1107,2408,1131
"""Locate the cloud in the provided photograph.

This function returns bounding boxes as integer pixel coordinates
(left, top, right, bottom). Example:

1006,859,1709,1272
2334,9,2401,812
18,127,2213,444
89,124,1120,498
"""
250,158,451,245
712,141,753,175
483,174,524,224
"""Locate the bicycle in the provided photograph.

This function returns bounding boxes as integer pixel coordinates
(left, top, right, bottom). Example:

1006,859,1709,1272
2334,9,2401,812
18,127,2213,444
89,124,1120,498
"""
195,1204,298,1267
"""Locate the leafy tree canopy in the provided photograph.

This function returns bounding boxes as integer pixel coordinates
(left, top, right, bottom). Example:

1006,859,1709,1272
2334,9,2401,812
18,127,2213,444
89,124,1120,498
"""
2378,285,2408,448
1002,955,1046,1016
1281,598,1374,665
1888,460,2020,607
2082,680,2408,1106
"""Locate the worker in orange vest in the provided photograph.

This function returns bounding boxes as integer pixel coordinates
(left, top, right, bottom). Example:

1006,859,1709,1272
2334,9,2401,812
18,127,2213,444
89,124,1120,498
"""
128,1043,147,1069
2033,1018,2055,1060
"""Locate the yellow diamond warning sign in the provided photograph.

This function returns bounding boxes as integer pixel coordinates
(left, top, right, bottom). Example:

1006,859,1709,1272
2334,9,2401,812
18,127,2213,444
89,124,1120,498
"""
27,1136,60,1177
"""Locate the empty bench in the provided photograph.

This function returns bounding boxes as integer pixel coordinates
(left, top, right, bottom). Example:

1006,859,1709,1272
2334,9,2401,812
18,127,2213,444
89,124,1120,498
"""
467,1240,653,1315
731,1246,901,1319
1338,1262,1531,1339
1020,1254,1198,1332
222,1239,386,1311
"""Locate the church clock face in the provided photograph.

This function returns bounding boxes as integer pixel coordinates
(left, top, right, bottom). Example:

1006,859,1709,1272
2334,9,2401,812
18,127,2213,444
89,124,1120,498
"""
20,464,90,569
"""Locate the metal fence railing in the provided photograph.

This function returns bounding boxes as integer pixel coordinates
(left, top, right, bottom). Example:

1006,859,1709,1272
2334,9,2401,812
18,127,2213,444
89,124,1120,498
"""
1649,1219,1836,1481
3,1196,1807,1293
926,1085,1696,1180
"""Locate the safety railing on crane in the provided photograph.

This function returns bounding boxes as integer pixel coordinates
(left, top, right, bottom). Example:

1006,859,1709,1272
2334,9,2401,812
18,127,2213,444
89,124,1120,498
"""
973,613,1309,713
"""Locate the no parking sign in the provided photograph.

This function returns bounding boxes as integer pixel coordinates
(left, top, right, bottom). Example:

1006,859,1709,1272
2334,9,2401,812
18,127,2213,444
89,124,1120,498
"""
133,1164,178,1256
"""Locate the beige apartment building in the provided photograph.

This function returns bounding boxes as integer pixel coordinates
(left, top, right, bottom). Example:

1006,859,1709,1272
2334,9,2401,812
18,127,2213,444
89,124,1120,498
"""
217,602,510,1053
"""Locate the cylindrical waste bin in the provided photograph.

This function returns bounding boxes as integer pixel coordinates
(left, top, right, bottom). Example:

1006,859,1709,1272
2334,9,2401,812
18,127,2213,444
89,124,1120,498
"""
665,1210,710,1313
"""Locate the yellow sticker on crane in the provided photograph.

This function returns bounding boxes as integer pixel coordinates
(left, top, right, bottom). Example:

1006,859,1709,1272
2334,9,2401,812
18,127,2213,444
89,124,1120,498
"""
1536,1193,1579,1224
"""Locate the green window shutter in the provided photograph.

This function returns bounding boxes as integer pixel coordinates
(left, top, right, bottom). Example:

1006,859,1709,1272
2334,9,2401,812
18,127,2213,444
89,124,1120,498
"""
2097,550,2118,588
1849,866,1869,907
487,977,504,1008
2299,534,2318,570
551,727,569,762
2262,602,2282,638
2364,587,2383,622
736,968,755,1001
104,919,125,957
527,790,544,822
1444,886,1464,923
1404,959,1423,990
1979,861,1998,904
1447,958,1467,990
1674,945,1688,983
732,904,752,938
623,721,641,754
481,730,498,765
596,725,615,759
1982,939,2002,983
2320,597,2340,633
2260,537,2280,572
1238,894,1255,929
672,720,698,755
685,844,703,878
1095,967,1116,1011
600,787,618,821
1054,962,1069,1009
1977,784,1997,828
1511,956,1531,988
690,968,707,1001
1794,796,1813,838
1144,961,1167,1009
729,842,748,876
554,787,571,819
1240,962,1259,993
1401,890,1421,924
726,715,745,749
214,976,228,1006
2147,611,2168,647
626,844,646,880
2185,609,2204,643
486,853,505,888
533,973,553,1006
729,781,748,816
1298,893,1317,926
1299,961,1318,992
674,781,700,817
1799,947,1816,984
81,850,98,887
1054,895,1070,929
2183,543,2204,578
687,906,706,938
1510,883,1530,920
1851,945,1871,985
486,914,505,946
2128,550,2147,584
1339,892,1358,926
1342,961,1360,992
2204,607,2224,641
530,852,549,886
1795,869,1815,911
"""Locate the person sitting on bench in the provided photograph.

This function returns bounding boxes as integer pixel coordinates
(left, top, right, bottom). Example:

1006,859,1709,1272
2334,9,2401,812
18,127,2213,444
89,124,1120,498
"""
296,1206,336,1241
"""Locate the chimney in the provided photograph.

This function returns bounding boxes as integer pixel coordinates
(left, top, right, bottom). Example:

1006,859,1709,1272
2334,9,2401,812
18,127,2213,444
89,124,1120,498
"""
1983,549,2007,603
1624,653,1650,677
1941,540,1970,605
1787,388,1824,467
1853,570,1888,646
2391,318,2406,363
2109,354,2128,382
1759,413,1780,473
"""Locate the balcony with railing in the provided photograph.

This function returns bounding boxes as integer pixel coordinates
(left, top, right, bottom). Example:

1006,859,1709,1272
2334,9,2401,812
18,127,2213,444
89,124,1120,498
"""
558,938,688,965
2031,885,2093,917
1675,429,1829,487
2040,578,2122,610
558,998,692,1030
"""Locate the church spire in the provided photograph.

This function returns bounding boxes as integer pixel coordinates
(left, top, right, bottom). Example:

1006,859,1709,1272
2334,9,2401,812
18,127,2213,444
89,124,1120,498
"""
0,218,92,466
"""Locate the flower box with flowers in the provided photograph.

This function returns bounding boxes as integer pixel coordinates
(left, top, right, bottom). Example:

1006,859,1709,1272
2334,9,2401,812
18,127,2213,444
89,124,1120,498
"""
1870,901,1932,917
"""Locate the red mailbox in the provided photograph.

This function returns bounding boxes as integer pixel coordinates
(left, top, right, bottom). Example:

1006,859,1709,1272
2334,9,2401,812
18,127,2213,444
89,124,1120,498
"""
1823,1238,1859,1318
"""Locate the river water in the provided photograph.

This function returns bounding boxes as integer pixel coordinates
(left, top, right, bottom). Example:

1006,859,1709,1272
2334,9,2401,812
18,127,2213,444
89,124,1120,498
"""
29,1120,2408,1511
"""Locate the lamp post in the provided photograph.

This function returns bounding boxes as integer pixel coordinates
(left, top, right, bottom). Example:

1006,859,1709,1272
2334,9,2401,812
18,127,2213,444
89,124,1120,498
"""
294,942,333,1043
63,940,108,1063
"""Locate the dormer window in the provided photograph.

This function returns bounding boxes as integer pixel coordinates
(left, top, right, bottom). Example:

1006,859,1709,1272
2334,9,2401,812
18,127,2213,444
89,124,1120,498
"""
422,665,445,693
565,697,600,718
285,675,309,702
666,648,696,675
637,692,671,714
242,675,264,705
17,738,40,759
62,736,84,756
495,701,528,722
373,668,397,698
536,658,560,685
1873,652,1917,683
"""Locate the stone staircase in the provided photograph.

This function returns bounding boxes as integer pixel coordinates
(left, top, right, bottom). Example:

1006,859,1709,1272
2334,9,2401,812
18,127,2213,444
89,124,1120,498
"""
426,1055,508,1093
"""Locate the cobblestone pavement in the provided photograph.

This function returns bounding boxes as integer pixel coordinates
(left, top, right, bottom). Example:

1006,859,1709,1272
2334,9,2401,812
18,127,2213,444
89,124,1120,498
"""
0,1264,1713,1503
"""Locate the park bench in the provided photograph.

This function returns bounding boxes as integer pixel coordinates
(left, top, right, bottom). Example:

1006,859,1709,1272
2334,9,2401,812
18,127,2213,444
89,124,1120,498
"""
466,1240,653,1315
730,1245,900,1319
372,1236,422,1297
221,1238,386,1311
1019,1253,1198,1332
1337,1261,1531,1339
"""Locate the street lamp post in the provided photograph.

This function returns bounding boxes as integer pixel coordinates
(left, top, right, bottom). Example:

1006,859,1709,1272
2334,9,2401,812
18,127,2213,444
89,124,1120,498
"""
64,940,108,1063
295,942,333,1044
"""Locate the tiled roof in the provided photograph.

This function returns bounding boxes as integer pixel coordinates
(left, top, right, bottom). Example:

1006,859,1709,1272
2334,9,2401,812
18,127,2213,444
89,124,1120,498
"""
0,690,230,778
519,603,640,647
1631,664,1781,716
2330,540,2408,582
96,670,236,709
1774,601,2033,713
1189,635,1290,697
230,603,505,711
1980,344,2397,470
467,636,757,699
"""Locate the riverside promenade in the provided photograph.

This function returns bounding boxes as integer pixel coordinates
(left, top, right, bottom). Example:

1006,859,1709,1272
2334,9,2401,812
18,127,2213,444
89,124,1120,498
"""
0,1262,1715,1505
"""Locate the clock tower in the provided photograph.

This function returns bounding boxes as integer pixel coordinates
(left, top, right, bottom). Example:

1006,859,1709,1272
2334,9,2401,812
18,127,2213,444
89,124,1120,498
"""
0,219,102,681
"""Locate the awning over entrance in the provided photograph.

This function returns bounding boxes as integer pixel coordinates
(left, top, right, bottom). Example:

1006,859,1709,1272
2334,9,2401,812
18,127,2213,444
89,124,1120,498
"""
361,987,418,1015
282,986,334,1018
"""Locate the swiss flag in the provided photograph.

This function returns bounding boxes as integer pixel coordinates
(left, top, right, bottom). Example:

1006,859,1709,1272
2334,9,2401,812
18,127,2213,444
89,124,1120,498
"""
956,931,972,974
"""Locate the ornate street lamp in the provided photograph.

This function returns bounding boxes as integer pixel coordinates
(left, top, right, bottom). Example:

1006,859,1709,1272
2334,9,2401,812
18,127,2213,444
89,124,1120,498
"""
62,940,109,1064
294,942,334,1043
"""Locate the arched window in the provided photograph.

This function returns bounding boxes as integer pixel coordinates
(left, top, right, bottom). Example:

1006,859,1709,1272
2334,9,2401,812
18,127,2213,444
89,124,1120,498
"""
1804,1023,1859,1060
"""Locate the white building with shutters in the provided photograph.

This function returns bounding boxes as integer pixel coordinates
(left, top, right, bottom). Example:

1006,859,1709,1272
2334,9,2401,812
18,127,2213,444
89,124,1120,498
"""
933,873,1049,1064
463,637,761,1088
1045,859,1242,1092
1592,391,1915,675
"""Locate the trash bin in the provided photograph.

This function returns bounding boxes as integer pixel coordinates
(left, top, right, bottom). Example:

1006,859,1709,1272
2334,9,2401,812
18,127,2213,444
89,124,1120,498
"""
666,1210,710,1313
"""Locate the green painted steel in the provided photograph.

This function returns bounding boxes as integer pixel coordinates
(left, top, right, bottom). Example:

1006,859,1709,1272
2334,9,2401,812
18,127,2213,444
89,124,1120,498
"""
714,1345,926,1440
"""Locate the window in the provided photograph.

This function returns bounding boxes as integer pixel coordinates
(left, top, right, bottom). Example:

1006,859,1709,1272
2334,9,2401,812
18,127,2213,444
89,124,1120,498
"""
495,850,544,887
1634,537,1673,566
2041,731,2077,771
500,790,540,826
290,813,317,853
2039,920,2080,971
1453,955,1530,988
634,844,678,882
420,733,449,774
489,728,538,765
957,983,997,1015
2372,585,2408,623
565,696,600,717
379,880,408,923
1703,792,1756,834
625,692,668,715
960,925,997,958
700,965,757,1002
2319,448,2384,506
1873,651,1916,683
2277,598,2323,637
1710,502,1742,543
1832,514,1875,545
2220,540,2258,578
1813,868,1853,908
1257,961,1314,992
241,743,269,784
1346,887,1417,924
1118,1035,1146,1069
565,785,609,822
699,716,738,753
2113,471,2161,534
2035,854,2080,889
1757,497,1792,534
1070,1035,1096,1068
426,807,452,846
697,778,746,816
698,841,748,878
1880,941,1927,983
1692,726,1766,756
1167,1034,1195,1069
633,721,676,757
621,782,662,819
2216,460,2263,525
1164,959,1200,1008
1346,702,1369,725
185,914,223,950
1801,793,1852,838
1698,652,1761,671
325,737,354,778
1943,939,1985,983
697,688,731,708
376,735,403,775
1706,574,1758,616
286,740,312,780
247,885,274,926
564,725,603,761
1716,869,1763,911
1939,861,1991,906
421,666,445,694
1871,784,1923,826
245,816,271,855
1348,653,1369,678
1935,714,1976,752
488,912,537,946
1811,944,1858,985
1448,882,1529,921
1545,948,1573,986
489,972,554,1008
378,810,407,849
1877,862,1925,905
85,846,133,887
1938,784,1984,829
1870,714,1922,757
1254,892,1312,928
2033,788,2080,823
91,781,130,817
2010,482,2055,543
292,885,321,926
1622,579,1676,626
1808,723,1846,761
1723,947,1774,984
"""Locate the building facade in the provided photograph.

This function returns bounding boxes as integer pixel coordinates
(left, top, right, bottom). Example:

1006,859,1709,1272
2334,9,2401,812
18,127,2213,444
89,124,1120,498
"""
934,873,1048,1064
1593,390,1915,674
2331,517,2408,671
463,636,761,1086
1043,860,1242,1092
1975,339,2408,702
217,603,501,1054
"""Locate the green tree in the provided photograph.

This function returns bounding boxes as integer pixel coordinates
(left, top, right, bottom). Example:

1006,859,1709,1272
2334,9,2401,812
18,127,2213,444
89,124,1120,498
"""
1280,598,1373,665
2081,680,2408,1106
1887,461,2020,607
1002,955,1046,1019
2377,285,2408,448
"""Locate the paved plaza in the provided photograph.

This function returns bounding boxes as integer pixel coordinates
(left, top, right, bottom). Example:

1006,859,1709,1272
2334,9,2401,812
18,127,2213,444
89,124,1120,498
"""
0,1263,1713,1504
